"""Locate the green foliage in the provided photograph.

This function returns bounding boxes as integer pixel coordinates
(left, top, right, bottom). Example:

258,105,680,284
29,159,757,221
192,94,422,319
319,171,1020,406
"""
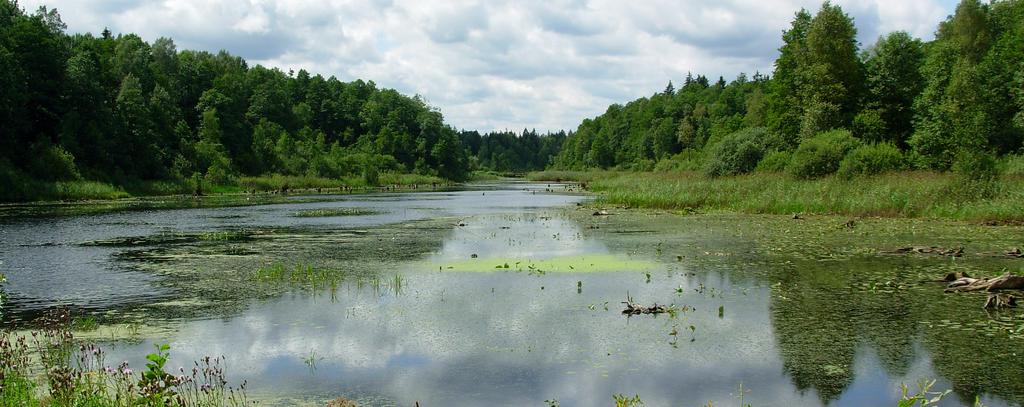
704,127,772,177
851,108,887,143
585,170,1024,222
1002,154,1024,177
654,149,705,172
756,150,793,173
0,2,478,202
786,129,861,179
952,149,1000,182
861,31,925,146
28,143,80,181
948,149,1002,199
554,1,1022,177
897,379,951,407
837,143,905,178
613,394,645,407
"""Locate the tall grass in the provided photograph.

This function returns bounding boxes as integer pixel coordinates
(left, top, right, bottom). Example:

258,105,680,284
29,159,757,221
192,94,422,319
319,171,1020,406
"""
579,171,1024,223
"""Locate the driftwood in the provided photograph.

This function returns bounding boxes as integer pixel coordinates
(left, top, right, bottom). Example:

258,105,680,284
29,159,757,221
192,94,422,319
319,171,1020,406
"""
945,272,1024,292
941,271,972,282
621,293,668,315
983,293,1018,309
887,246,964,257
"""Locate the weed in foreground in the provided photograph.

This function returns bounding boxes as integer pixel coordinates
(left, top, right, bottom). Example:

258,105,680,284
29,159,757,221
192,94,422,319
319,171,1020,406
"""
1,309,250,407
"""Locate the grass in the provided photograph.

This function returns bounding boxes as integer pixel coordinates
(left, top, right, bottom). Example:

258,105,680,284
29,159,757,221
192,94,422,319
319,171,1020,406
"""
2,171,453,203
293,207,380,217
533,170,1024,223
71,315,99,331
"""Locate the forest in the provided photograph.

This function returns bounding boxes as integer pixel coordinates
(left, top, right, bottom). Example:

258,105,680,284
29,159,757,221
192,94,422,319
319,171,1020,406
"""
0,0,563,201
3,0,1023,203
460,129,567,173
555,0,1024,180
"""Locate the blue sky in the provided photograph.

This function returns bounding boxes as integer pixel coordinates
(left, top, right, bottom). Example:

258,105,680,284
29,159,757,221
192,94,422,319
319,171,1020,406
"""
25,0,958,133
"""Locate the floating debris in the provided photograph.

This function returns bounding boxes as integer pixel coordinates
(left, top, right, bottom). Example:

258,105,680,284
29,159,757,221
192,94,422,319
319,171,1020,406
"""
886,246,964,257
984,294,1018,310
621,293,668,315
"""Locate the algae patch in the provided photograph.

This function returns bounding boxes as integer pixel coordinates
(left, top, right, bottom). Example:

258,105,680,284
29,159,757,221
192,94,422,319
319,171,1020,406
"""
429,254,658,273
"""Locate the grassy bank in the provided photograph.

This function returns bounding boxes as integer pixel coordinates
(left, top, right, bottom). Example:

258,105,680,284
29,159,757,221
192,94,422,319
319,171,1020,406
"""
530,170,1024,223
0,172,450,203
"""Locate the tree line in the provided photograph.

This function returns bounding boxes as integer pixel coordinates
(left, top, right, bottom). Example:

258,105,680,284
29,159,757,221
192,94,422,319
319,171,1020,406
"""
460,129,567,173
0,0,565,200
555,0,1024,179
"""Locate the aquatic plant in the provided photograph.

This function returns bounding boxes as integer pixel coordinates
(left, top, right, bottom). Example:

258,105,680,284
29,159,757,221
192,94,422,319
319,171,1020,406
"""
897,379,951,407
303,349,321,373
613,393,645,407
253,263,343,290
72,315,100,331
0,272,6,321
0,317,249,407
197,230,249,242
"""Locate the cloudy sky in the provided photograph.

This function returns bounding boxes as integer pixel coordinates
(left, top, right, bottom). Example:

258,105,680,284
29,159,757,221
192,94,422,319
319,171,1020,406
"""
25,0,957,132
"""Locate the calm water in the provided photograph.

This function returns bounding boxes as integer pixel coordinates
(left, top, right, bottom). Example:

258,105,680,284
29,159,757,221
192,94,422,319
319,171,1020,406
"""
1,182,1021,406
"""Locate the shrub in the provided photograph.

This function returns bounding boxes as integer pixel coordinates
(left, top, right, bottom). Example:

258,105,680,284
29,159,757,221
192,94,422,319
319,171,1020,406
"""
755,150,792,173
654,150,704,172
631,158,656,172
786,129,862,179
953,150,1000,181
29,143,81,181
837,143,906,178
1000,154,1024,177
949,150,1001,199
703,127,772,177
852,108,887,143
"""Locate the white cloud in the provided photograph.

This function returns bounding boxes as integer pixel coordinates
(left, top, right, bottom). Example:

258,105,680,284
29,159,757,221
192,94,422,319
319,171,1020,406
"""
25,0,953,132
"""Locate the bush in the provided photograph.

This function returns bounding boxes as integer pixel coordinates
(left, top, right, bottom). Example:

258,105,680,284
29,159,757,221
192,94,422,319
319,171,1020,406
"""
1000,154,1024,177
654,150,704,172
786,129,862,179
703,127,772,177
949,150,1001,199
29,143,81,181
837,143,905,178
630,158,656,172
755,150,792,173
852,108,887,143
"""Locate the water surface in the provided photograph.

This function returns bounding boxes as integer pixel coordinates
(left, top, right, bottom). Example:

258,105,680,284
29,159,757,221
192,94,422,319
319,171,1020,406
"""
2,182,1022,406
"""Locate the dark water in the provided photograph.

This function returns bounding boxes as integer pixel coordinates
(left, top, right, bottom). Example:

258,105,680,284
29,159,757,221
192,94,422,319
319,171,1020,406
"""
1,182,1022,406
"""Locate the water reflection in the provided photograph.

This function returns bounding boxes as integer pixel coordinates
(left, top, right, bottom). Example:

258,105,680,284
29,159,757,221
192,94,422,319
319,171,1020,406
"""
2,183,1022,406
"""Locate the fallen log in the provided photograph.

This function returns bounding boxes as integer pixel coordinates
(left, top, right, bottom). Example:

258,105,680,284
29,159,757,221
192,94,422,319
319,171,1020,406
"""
888,246,964,257
945,272,1024,293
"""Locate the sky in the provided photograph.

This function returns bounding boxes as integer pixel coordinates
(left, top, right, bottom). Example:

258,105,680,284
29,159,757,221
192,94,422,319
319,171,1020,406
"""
23,0,959,133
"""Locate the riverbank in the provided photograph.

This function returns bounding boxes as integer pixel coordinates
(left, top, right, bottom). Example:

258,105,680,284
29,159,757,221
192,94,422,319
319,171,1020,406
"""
0,172,451,203
529,170,1024,223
